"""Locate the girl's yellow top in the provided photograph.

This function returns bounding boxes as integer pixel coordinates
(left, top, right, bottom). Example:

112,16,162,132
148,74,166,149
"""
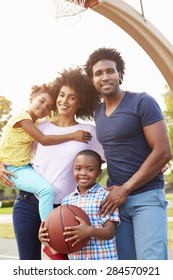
0,111,34,166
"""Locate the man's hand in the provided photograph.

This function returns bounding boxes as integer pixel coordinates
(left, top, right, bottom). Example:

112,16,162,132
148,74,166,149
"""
0,162,16,187
101,185,128,217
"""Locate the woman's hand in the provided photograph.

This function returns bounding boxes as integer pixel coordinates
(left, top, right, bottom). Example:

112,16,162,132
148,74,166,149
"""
160,163,169,173
0,162,16,187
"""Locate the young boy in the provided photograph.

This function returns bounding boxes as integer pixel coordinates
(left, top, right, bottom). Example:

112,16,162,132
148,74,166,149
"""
0,84,91,221
39,149,120,260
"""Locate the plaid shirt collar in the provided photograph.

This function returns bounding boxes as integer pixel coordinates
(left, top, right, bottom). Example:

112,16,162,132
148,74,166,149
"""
74,182,100,196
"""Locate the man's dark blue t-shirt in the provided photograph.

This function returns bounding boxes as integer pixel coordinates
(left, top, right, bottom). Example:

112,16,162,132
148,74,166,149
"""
95,91,164,194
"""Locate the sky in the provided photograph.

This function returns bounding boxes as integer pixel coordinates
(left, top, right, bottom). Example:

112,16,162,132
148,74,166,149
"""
0,0,172,114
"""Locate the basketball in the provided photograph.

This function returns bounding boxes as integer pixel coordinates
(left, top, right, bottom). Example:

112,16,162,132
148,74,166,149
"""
45,205,91,254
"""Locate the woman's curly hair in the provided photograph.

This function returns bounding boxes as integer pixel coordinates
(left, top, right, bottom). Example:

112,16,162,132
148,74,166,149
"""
85,47,126,84
51,67,101,120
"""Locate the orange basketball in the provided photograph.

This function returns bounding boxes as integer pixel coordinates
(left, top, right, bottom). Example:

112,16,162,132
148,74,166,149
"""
45,205,91,254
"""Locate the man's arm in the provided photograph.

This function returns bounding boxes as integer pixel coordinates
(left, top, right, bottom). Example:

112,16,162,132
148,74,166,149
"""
124,119,172,192
101,119,172,216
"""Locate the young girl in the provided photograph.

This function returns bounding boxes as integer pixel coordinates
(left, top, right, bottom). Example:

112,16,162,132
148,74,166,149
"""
0,68,105,260
0,84,91,221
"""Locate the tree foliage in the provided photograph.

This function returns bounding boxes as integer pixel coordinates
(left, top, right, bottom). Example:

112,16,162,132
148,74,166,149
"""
163,87,173,123
163,86,173,180
163,87,173,149
0,96,12,136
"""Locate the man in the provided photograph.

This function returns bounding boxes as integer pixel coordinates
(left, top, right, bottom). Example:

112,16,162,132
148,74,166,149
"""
85,47,172,260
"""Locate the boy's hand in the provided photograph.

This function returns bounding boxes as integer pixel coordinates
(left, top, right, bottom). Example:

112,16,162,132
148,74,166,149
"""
38,221,50,245
63,216,91,247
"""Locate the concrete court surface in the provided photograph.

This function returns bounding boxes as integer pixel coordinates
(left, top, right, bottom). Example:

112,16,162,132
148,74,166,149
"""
0,238,172,261
0,214,173,260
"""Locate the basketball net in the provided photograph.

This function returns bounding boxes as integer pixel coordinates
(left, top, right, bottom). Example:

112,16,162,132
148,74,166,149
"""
53,0,87,28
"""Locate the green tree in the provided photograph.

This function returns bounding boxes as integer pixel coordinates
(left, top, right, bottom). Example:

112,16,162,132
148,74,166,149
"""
0,96,12,136
163,86,173,182
0,96,12,192
163,87,173,152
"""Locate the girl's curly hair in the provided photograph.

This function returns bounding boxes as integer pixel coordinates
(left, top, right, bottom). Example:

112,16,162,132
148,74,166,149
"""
51,67,101,120
85,47,126,84
29,83,57,111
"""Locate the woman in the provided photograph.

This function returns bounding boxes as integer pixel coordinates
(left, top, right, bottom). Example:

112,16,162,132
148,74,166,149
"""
0,67,105,260
0,83,91,222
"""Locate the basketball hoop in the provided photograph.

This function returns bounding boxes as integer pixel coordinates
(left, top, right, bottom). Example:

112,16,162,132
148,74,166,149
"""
53,0,87,27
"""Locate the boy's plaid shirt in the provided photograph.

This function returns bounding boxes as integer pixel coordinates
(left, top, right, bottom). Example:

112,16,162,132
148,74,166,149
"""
62,183,120,260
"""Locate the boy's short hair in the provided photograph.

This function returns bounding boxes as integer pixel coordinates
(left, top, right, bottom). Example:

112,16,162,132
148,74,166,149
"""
74,149,102,169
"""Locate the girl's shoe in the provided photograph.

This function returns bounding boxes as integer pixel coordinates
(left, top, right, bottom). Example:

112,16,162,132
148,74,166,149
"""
43,245,68,260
